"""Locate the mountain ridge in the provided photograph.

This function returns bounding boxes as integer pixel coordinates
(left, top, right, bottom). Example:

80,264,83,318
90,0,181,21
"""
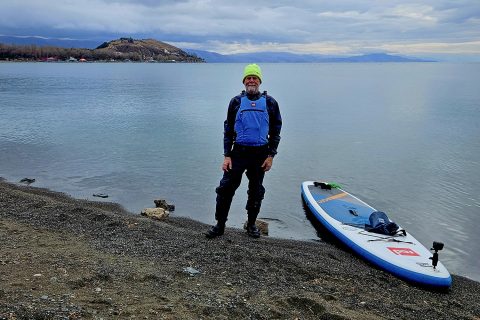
185,49,436,63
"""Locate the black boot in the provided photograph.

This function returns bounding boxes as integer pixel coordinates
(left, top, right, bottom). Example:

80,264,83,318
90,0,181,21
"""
246,223,260,238
206,223,225,239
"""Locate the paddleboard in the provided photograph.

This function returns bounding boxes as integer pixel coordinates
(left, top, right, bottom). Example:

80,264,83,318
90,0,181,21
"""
301,181,452,288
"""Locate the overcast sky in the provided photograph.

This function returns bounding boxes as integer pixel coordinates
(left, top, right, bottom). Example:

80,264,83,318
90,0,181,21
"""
1,0,479,58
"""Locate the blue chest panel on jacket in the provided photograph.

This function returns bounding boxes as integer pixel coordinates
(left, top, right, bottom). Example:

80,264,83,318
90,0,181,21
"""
234,95,269,146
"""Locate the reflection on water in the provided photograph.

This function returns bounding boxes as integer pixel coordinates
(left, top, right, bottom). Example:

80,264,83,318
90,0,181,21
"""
1,62,479,282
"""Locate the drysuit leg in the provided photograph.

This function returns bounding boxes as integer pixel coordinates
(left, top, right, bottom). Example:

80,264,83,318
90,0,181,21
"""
214,157,246,223
245,161,266,225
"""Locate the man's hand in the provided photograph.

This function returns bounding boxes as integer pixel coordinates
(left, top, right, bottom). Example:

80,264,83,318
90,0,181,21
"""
222,157,232,172
261,156,273,172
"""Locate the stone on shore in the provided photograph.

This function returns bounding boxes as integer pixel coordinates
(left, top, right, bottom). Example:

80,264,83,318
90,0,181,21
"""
154,199,175,211
141,208,169,220
19,178,36,185
243,219,269,235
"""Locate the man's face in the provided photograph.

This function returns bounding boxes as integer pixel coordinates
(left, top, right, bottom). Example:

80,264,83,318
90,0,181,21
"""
244,76,261,94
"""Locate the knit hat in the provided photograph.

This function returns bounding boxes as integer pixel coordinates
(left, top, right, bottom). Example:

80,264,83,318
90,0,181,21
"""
243,64,262,83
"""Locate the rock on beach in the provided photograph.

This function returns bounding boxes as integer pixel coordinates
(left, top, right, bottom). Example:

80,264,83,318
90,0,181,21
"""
141,207,169,220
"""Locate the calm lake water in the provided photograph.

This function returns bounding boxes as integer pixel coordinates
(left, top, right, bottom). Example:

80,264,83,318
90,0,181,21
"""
1,62,479,282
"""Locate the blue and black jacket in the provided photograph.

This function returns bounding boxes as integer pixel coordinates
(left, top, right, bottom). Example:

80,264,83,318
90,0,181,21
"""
223,91,282,158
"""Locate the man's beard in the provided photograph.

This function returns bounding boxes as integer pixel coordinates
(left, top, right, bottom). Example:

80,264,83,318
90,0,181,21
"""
245,84,259,94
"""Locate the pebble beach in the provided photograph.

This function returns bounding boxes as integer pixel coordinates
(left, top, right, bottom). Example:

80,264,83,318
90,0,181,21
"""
1,178,479,319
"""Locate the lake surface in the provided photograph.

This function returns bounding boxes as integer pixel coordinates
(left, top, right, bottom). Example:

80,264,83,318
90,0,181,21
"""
1,62,479,282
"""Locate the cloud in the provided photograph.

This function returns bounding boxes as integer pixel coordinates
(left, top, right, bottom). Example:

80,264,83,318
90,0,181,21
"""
389,4,438,23
0,0,479,55
375,40,480,54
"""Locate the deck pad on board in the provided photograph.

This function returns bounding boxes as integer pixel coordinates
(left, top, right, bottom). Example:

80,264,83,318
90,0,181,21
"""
309,184,373,225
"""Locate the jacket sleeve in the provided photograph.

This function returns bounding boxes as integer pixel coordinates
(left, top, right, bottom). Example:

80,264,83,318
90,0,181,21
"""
267,96,282,157
223,96,240,157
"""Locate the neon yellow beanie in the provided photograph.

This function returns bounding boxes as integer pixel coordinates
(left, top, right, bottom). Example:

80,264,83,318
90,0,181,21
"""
243,64,262,83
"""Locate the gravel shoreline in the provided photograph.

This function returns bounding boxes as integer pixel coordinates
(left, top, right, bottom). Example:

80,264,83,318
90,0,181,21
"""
1,178,479,319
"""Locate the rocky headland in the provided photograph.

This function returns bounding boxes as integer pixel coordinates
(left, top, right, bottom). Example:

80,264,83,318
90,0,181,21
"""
0,38,204,62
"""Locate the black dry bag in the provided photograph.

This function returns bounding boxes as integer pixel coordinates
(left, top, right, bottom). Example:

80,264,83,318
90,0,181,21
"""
367,211,399,236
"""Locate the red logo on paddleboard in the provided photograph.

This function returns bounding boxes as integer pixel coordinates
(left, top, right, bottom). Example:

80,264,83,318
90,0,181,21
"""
387,247,420,256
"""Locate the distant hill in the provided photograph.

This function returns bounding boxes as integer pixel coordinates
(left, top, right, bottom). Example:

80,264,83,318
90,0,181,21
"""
0,37,204,62
95,38,202,62
185,50,435,63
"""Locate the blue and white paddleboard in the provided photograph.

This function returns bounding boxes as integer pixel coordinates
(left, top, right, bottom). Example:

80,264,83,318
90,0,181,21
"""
301,181,452,288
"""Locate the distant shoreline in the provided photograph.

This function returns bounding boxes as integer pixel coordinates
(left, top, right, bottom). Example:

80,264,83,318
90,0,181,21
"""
0,59,442,64
0,59,193,63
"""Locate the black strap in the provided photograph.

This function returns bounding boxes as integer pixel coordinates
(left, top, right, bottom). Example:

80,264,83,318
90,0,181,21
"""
314,181,332,190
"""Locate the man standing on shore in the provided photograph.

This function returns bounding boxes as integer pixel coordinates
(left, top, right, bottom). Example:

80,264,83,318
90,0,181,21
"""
206,64,282,238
